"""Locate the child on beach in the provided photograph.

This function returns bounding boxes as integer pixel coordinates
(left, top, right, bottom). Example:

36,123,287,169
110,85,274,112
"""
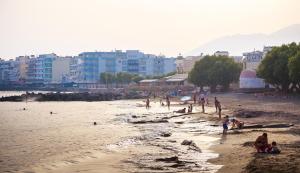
268,141,281,154
231,118,244,129
223,115,230,134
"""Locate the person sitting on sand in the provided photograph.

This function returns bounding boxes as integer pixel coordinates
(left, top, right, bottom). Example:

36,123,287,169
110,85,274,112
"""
223,115,230,134
268,141,281,154
231,118,244,129
174,108,186,113
254,133,269,153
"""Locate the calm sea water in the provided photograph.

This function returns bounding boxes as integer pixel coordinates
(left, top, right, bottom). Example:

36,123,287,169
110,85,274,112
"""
0,93,221,173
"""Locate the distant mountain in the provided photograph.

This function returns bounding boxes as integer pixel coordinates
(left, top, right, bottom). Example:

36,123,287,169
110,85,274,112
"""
187,24,300,56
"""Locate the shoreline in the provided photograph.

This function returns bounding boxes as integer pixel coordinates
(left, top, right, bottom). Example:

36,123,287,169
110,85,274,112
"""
1,93,299,173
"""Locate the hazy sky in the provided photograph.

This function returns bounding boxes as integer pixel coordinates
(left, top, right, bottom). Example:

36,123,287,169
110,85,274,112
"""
1,0,300,59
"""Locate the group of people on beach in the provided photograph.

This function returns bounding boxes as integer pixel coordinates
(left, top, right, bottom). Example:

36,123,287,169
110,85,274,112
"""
173,104,193,114
254,133,281,154
144,94,282,155
146,95,171,109
222,115,244,134
222,119,281,154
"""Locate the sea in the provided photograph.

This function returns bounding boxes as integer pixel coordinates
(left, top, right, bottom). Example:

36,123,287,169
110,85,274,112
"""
0,91,222,173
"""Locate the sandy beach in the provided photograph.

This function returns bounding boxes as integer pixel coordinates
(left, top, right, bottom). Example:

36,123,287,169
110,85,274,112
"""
206,93,300,173
1,92,299,173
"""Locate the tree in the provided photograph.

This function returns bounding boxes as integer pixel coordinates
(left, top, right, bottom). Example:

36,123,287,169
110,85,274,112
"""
257,42,300,92
100,72,115,88
288,51,300,92
188,55,242,91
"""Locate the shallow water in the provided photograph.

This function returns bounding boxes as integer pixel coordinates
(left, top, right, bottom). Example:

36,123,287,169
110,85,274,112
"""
0,99,222,173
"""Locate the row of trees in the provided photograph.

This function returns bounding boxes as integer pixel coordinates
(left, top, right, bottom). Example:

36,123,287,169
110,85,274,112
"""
188,55,242,91
257,42,300,92
100,72,176,87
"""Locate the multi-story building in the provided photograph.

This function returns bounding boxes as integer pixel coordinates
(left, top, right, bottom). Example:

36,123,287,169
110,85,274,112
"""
1,50,176,85
0,59,13,83
0,59,21,84
78,51,124,83
242,51,263,71
27,53,58,84
52,56,71,83
175,55,203,74
240,47,273,89
14,56,31,83
78,50,176,83
68,56,80,83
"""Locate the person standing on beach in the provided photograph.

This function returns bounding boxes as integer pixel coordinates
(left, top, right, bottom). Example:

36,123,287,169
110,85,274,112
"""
146,98,150,109
205,91,209,105
214,97,219,112
218,102,222,119
193,94,197,104
166,96,170,110
200,93,205,113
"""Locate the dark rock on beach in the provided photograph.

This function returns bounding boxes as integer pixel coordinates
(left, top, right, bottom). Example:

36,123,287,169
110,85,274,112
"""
160,132,172,137
181,140,202,152
155,156,179,162
130,119,169,124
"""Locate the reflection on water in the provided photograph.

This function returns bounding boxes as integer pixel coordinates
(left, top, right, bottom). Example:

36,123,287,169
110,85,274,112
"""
0,99,222,173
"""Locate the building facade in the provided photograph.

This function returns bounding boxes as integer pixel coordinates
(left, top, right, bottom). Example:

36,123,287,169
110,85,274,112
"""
27,53,58,84
0,50,176,85
242,51,264,71
52,57,71,83
175,55,203,74
240,47,273,89
78,50,176,83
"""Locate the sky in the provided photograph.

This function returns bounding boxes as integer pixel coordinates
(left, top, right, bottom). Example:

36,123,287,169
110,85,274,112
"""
0,0,300,59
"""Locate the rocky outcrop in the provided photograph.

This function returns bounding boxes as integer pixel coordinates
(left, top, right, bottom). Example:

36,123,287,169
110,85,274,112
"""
0,92,143,102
